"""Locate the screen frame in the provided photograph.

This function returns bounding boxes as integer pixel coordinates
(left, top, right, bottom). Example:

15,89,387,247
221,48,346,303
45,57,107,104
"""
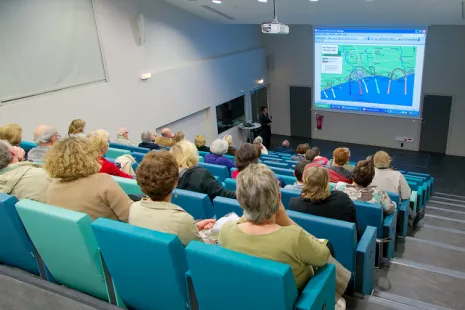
312,26,429,120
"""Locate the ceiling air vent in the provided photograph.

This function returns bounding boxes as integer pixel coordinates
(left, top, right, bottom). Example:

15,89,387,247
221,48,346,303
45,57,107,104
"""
201,5,235,20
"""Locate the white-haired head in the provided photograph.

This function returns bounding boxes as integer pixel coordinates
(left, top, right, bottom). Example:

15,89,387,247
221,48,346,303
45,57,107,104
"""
117,127,129,139
210,139,229,155
253,136,263,145
0,140,13,169
34,125,59,145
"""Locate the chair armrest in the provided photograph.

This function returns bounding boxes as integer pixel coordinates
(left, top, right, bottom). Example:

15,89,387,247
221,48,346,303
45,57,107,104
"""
383,210,397,259
410,191,418,212
295,264,336,310
355,226,377,295
398,200,409,237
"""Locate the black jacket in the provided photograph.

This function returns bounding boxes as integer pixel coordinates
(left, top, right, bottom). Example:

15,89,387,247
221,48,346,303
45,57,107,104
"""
138,142,160,150
259,113,272,130
177,166,236,202
197,146,210,153
289,191,362,240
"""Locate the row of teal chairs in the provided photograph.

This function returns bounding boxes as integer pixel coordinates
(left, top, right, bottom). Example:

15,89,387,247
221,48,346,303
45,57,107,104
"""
0,193,336,310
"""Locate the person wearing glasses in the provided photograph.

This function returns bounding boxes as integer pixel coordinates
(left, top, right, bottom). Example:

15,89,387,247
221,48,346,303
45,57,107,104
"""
28,125,61,163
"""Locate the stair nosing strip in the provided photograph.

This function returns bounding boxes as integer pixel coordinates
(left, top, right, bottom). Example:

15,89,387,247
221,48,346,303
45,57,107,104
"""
425,214,465,223
404,236,465,253
361,295,419,310
434,192,465,199
422,224,465,235
424,206,465,215
391,258,465,280
428,200,465,209
373,290,454,310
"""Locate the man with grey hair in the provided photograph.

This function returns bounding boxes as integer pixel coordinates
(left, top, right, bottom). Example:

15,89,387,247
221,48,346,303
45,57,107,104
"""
204,139,236,170
138,131,160,150
28,125,60,162
273,139,295,154
253,136,268,154
0,140,49,202
155,128,175,148
115,127,135,146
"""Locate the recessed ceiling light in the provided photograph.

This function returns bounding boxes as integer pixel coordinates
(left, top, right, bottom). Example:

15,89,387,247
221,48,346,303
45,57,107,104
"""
212,0,221,3
309,0,319,2
258,0,268,2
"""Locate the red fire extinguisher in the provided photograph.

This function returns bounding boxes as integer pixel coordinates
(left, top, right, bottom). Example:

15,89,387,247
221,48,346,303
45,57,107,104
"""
316,114,324,130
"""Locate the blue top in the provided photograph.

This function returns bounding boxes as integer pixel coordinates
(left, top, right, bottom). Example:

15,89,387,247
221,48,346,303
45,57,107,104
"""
204,154,236,171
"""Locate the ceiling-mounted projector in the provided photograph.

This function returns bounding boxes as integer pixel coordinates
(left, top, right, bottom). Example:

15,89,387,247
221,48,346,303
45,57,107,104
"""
261,0,289,35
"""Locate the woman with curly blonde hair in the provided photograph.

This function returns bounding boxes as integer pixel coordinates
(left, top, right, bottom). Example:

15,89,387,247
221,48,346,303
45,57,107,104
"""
44,137,132,221
68,119,86,138
0,123,23,146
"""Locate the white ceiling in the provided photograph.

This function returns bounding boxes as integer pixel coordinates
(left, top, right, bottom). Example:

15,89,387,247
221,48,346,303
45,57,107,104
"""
163,0,465,25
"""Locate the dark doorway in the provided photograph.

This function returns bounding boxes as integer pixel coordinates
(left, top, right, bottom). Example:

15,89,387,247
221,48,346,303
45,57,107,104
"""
251,87,268,123
419,95,452,154
290,86,312,138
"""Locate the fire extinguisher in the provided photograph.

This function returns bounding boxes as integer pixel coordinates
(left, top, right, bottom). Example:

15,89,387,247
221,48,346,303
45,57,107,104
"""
316,114,324,130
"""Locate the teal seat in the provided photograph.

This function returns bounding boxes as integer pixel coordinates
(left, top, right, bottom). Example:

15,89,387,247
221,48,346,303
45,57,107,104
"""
213,197,243,219
112,176,143,195
0,194,44,276
105,147,131,159
280,188,300,209
387,192,409,238
92,218,189,310
276,174,297,186
264,160,290,169
131,152,146,163
109,142,128,150
20,141,36,152
287,210,376,295
269,166,295,177
186,241,336,310
127,146,150,154
224,178,237,191
198,162,230,182
261,155,281,161
224,154,235,161
172,189,215,219
199,156,204,162
198,151,209,157
15,200,112,301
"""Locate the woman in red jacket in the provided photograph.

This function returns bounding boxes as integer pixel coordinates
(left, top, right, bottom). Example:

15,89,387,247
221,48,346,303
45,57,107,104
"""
87,130,133,179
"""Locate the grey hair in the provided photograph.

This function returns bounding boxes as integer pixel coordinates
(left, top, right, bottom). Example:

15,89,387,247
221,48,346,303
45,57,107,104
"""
253,136,263,144
34,127,58,144
210,139,228,155
141,131,153,143
236,164,280,224
282,140,289,147
0,140,13,169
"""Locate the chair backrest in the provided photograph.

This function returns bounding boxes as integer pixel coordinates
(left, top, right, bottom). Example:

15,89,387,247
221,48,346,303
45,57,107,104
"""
126,146,150,154
112,176,143,195
198,156,204,162
131,152,146,163
386,191,401,206
109,142,128,150
224,178,237,191
264,161,290,169
16,200,109,301
198,162,230,182
20,141,37,152
353,201,383,238
106,148,131,159
172,189,215,219
186,241,297,310
287,210,356,272
269,166,295,177
224,154,235,161
0,194,40,275
213,196,243,219
280,188,300,209
198,151,209,157
276,174,297,186
261,155,281,160
105,157,115,163
91,218,189,310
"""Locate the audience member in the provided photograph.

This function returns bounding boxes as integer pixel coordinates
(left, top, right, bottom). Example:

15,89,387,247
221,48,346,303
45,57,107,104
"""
68,119,86,138
218,164,330,291
331,147,354,172
305,149,318,162
371,151,423,226
328,148,353,183
194,135,210,153
174,131,185,143
292,144,310,162
139,131,160,150
44,137,132,221
223,135,236,156
289,166,361,239
155,128,175,148
0,123,22,146
273,140,295,154
129,151,215,245
335,160,395,215
285,160,310,191
232,144,260,179
115,127,135,146
28,125,60,162
170,140,235,201
87,130,133,179
204,139,236,171
253,136,268,155
312,147,329,165
0,140,49,202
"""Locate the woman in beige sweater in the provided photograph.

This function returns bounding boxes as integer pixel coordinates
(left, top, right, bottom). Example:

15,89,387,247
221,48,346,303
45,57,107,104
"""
44,137,132,221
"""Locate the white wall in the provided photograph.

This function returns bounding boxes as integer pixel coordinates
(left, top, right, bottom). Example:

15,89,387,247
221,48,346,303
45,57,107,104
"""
0,0,267,144
262,25,465,156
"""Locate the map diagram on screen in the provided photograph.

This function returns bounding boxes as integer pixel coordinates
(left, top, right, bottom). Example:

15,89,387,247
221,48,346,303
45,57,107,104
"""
320,45,417,107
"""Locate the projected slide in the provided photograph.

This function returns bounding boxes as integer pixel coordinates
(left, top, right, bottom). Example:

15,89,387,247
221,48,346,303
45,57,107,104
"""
314,29,427,117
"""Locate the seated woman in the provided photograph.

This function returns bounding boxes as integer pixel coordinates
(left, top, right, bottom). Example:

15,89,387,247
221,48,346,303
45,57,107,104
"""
68,119,86,138
170,140,236,201
129,151,215,245
289,166,361,239
335,160,395,215
204,139,236,171
223,135,236,156
0,123,22,147
328,148,353,184
292,144,310,162
139,131,160,150
44,137,132,221
174,131,185,143
87,130,133,179
253,136,268,155
232,144,260,179
195,135,210,153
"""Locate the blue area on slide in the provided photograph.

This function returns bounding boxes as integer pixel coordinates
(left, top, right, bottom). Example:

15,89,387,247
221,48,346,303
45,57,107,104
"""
321,74,415,107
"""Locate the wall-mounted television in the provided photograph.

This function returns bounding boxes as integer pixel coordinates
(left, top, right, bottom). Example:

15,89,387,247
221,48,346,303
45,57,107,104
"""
216,95,245,134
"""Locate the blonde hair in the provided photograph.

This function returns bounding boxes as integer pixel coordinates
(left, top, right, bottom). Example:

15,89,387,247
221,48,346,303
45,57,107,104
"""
87,130,110,156
170,140,199,169
194,135,206,148
223,134,232,147
174,131,185,143
302,166,330,201
0,123,22,146
68,119,86,136
44,137,100,182
373,151,391,169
